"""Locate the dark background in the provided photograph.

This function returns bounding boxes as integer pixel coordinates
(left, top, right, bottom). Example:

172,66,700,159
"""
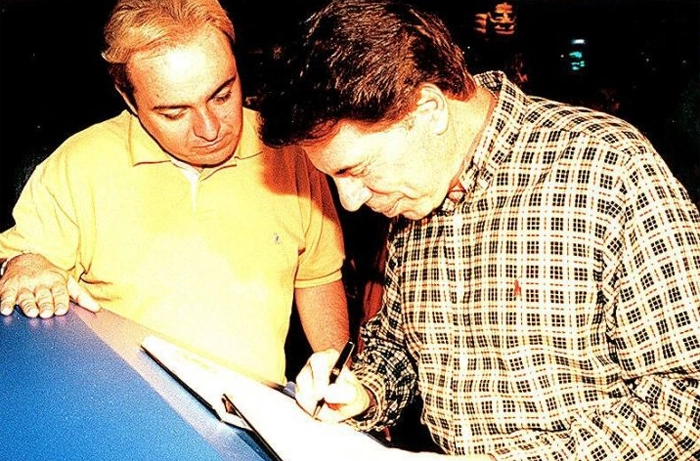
1,0,699,231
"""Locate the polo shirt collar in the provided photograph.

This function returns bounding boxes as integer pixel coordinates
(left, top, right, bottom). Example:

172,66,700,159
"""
126,111,171,166
235,108,265,160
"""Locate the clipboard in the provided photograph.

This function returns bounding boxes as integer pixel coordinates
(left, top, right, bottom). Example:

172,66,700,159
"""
142,335,253,429
141,335,389,461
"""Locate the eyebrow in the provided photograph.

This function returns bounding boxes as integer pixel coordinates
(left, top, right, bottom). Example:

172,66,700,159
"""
152,75,238,111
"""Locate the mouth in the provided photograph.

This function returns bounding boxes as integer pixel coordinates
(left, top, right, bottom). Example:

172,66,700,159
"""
187,135,236,167
372,200,400,217
195,132,232,153
196,139,225,152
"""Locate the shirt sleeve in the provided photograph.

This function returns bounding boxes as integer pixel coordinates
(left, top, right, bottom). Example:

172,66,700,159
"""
0,147,81,273
590,148,700,458
293,150,346,288
350,220,419,432
494,148,700,460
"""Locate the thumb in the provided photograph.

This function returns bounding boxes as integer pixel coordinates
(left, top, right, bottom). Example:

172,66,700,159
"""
67,276,101,313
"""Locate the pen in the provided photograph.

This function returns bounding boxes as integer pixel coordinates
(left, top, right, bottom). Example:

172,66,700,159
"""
312,340,355,418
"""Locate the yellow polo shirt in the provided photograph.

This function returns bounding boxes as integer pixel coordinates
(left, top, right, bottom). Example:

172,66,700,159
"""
0,109,344,384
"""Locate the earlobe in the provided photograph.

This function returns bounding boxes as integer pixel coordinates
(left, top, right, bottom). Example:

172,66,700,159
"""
416,84,449,135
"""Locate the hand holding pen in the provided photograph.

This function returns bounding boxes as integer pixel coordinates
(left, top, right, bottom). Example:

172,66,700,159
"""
312,340,355,418
294,340,372,422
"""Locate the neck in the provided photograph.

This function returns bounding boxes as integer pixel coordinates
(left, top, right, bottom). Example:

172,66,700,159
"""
446,87,495,190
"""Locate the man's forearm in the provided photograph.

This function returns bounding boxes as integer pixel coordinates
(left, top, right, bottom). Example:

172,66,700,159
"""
295,279,350,351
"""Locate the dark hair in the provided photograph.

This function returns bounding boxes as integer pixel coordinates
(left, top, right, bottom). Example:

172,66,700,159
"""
258,0,475,147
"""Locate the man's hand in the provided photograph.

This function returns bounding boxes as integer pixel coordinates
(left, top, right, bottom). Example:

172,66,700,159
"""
294,348,371,422
0,253,100,318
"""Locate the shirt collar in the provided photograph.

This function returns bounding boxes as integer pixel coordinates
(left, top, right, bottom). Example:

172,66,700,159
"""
440,71,528,211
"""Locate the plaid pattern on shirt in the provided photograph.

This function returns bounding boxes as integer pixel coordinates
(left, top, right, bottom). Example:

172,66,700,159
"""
352,71,700,460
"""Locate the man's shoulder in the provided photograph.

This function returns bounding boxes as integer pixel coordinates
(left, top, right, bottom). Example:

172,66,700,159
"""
478,70,649,150
40,110,133,173
524,98,650,150
58,111,132,154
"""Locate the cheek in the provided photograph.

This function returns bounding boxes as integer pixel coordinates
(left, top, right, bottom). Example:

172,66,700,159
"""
382,161,434,200
142,117,190,151
216,101,243,132
364,171,403,196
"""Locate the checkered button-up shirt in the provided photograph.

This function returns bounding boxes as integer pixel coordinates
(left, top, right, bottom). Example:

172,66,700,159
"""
352,71,700,460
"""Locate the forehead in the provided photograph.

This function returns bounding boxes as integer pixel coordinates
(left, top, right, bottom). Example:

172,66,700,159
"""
128,26,236,101
302,120,404,173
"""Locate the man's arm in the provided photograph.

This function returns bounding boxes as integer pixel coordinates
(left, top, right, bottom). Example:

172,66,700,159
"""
294,279,350,352
293,347,495,461
0,141,100,318
594,151,700,457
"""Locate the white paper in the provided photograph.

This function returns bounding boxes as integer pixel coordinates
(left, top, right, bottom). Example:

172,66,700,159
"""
142,335,250,429
223,369,389,461
142,335,391,461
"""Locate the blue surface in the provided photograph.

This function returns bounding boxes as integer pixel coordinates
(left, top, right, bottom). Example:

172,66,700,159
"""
1,310,272,461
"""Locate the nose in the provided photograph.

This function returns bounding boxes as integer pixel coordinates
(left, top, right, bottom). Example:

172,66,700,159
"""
334,177,371,211
192,106,220,141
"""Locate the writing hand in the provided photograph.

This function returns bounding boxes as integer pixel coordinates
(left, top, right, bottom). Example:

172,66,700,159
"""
294,348,371,422
0,253,100,318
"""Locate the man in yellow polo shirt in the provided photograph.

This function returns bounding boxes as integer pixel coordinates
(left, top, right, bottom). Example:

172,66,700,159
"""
0,0,349,385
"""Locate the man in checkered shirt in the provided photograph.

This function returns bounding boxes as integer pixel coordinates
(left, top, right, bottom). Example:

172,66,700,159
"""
258,0,700,459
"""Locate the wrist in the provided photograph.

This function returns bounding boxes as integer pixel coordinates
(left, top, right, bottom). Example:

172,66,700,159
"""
0,252,31,277
0,251,33,277
353,386,378,422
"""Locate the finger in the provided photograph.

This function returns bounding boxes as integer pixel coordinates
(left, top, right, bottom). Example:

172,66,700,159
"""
34,285,57,319
294,362,312,395
309,349,339,390
325,369,372,422
0,301,16,316
15,290,39,318
315,384,360,423
323,370,358,404
50,282,70,316
0,286,18,316
294,351,337,415
294,364,317,414
67,277,100,313
308,350,340,407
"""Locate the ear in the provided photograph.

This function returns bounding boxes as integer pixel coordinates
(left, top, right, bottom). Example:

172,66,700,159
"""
414,83,449,135
115,85,138,115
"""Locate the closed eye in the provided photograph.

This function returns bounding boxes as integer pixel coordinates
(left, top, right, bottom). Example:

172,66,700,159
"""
212,91,232,104
159,110,186,121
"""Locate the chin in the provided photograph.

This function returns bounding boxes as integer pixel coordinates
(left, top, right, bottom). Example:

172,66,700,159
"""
400,203,436,220
379,201,424,220
401,211,428,220
201,151,235,167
